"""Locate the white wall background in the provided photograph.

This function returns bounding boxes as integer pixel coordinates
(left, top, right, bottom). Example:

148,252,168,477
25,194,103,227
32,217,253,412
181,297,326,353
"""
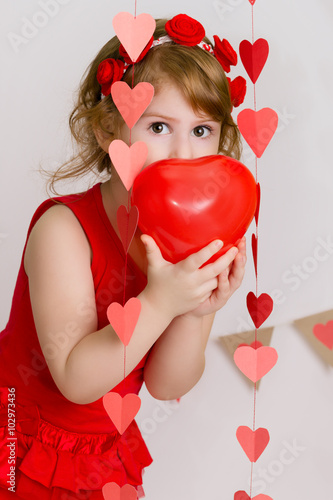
1,0,333,499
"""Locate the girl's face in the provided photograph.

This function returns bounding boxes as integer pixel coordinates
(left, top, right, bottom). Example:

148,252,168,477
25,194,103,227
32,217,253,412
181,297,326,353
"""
119,80,222,167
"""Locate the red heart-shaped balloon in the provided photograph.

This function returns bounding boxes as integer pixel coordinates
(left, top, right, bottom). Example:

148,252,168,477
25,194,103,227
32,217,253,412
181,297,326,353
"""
131,155,257,264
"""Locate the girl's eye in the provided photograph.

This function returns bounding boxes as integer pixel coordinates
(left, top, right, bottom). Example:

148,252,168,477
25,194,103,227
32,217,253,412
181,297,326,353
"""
192,126,211,138
150,122,170,134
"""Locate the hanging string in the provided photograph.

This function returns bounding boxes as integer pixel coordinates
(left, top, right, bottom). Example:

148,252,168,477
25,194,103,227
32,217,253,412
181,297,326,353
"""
122,22,137,382
251,4,258,497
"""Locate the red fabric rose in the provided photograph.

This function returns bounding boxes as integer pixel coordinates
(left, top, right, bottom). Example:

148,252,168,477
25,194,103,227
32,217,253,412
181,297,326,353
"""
165,14,205,47
97,58,125,96
119,36,154,64
227,76,247,108
213,36,237,73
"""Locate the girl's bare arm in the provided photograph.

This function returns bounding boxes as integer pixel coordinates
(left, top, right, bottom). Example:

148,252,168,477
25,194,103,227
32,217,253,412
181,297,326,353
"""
143,237,246,400
24,204,229,404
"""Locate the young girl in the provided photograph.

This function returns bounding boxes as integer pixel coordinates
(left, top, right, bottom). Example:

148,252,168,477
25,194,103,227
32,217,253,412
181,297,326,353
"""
0,14,247,500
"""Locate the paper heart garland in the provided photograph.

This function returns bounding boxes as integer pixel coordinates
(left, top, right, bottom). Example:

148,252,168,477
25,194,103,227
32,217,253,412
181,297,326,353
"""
234,345,278,382
247,292,274,329
103,393,141,435
236,426,270,462
113,12,156,63
239,39,269,84
117,205,139,253
313,320,333,350
111,82,154,129
131,155,257,264
109,140,148,191
237,108,278,158
234,493,272,500
107,297,141,346
102,482,138,500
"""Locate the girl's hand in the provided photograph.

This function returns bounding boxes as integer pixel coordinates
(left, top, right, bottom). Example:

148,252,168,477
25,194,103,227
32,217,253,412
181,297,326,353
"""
185,236,247,318
140,235,243,321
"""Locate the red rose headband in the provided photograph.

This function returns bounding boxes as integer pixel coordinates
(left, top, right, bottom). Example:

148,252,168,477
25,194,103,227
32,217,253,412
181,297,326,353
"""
97,13,247,108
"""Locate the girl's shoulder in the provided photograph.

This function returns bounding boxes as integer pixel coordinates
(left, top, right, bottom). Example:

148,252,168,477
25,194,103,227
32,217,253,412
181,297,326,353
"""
23,183,100,273
24,202,92,277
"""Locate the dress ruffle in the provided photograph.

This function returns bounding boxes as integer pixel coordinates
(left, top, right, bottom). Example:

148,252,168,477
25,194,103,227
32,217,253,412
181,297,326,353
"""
0,390,152,499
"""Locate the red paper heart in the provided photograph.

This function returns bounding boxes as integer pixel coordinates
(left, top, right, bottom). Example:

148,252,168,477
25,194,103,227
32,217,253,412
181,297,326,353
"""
237,341,263,350
103,393,141,435
237,108,278,158
234,345,278,382
234,493,272,500
313,321,333,349
234,492,250,500
102,482,138,500
251,233,258,276
109,140,147,191
117,205,139,253
239,39,269,84
255,182,261,225
131,155,257,264
248,0,256,4
111,82,154,129
236,426,270,462
107,297,141,346
247,292,273,329
113,12,156,63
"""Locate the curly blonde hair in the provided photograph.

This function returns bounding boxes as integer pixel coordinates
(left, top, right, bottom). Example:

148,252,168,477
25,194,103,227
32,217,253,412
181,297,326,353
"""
46,18,242,194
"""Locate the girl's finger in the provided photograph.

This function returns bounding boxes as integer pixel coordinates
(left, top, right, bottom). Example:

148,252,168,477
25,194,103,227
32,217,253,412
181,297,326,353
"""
210,270,231,304
199,277,219,297
182,240,223,272
141,234,165,268
201,245,239,281
228,252,246,289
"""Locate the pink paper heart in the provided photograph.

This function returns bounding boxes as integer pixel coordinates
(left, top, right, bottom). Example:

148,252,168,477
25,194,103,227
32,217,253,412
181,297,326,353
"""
236,426,270,462
109,140,148,191
103,393,141,435
117,205,139,253
234,493,272,500
111,82,154,129
239,39,269,84
251,233,258,276
247,292,273,329
313,321,333,349
102,482,138,500
234,345,278,382
237,108,278,158
107,297,141,346
113,12,156,63
255,182,261,225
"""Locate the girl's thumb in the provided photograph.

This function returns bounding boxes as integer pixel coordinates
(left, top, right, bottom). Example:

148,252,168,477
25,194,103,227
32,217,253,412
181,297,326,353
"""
141,234,163,265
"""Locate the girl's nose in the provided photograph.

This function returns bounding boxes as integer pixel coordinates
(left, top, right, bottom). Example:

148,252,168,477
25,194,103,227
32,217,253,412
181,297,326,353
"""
168,136,193,159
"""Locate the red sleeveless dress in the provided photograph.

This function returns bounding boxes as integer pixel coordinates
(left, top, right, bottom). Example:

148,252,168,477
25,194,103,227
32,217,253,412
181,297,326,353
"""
0,183,153,499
